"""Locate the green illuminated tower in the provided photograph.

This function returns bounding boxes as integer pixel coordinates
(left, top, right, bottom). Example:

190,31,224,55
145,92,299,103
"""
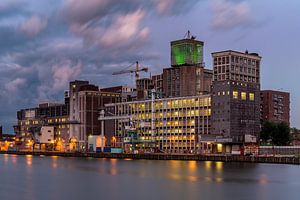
171,36,204,67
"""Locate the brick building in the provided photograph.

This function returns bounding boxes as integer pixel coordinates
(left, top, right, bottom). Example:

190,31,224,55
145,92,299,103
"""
69,80,121,150
260,90,290,124
163,65,212,98
15,101,70,150
211,50,261,143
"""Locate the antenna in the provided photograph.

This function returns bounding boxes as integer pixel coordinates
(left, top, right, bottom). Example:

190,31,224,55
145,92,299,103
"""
184,30,196,40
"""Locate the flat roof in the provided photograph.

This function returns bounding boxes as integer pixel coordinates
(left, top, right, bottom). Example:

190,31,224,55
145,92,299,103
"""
171,38,204,45
212,50,261,58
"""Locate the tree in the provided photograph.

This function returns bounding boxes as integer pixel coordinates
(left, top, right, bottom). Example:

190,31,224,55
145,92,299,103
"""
260,121,275,143
260,121,291,146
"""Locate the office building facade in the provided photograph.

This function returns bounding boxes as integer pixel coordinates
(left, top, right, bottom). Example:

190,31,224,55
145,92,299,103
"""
69,80,121,149
211,50,261,143
104,95,211,153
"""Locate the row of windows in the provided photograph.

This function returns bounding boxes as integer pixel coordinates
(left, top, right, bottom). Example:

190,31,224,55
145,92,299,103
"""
214,65,258,75
214,74,258,82
213,56,259,66
215,91,255,101
131,109,211,120
233,91,255,101
116,98,211,113
138,135,196,141
19,117,68,125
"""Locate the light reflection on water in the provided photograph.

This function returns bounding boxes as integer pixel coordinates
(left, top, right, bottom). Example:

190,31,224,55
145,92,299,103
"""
0,154,299,200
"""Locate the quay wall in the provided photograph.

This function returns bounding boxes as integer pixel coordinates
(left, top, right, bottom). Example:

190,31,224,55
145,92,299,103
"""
1,151,299,165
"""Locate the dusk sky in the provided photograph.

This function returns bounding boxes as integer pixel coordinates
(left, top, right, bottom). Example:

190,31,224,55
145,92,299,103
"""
0,0,299,133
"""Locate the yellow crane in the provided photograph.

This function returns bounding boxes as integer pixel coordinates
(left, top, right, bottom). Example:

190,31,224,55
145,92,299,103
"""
112,61,148,83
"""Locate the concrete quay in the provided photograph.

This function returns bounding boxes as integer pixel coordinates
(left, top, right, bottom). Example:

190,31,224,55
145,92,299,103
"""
1,151,299,165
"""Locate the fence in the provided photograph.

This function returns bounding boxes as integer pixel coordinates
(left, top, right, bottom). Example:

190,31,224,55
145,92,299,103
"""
259,146,300,156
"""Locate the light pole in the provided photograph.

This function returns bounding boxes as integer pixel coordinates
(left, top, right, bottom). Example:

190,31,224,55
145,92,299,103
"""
100,110,105,153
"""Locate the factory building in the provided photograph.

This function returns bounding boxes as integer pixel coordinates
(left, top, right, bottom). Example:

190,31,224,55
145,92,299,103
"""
103,95,211,153
211,50,261,143
69,80,121,150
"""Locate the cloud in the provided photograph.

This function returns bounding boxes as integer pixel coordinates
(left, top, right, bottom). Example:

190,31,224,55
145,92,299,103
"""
211,0,255,30
36,60,82,100
153,0,202,15
20,15,48,37
64,0,111,25
4,78,26,94
154,0,174,14
0,0,199,133
99,10,149,47
52,60,82,93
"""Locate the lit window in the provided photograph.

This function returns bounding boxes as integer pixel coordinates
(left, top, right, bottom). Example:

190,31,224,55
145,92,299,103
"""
241,92,247,100
249,93,255,101
233,91,238,99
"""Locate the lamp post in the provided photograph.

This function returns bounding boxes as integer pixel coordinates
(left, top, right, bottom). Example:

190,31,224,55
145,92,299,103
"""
100,110,105,153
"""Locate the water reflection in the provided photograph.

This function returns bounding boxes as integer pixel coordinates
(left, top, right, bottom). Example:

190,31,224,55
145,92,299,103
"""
259,174,269,185
204,161,212,170
110,159,117,176
1,155,299,200
51,156,58,169
25,155,32,166
188,160,197,173
216,161,223,172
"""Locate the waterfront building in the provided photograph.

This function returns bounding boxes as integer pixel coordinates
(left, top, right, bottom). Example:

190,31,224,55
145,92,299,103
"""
103,95,211,153
162,33,212,98
101,86,137,102
15,101,70,151
260,90,290,125
69,80,121,150
162,65,213,98
211,50,261,143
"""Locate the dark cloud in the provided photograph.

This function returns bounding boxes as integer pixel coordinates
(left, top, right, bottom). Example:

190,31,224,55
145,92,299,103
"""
0,0,27,18
0,0,201,132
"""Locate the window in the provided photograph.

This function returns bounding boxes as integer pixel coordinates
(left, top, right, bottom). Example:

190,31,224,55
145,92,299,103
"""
241,92,247,100
249,93,255,101
233,91,238,99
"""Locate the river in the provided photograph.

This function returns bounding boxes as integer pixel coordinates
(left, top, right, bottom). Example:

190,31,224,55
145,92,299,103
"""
0,154,299,200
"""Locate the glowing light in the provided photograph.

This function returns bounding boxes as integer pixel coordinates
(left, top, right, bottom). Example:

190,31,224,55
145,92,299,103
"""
216,162,223,172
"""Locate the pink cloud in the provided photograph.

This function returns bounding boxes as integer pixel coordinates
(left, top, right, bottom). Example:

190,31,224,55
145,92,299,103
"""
211,0,254,30
20,15,48,37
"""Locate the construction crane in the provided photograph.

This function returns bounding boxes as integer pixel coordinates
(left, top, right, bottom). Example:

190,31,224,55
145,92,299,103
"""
112,61,148,82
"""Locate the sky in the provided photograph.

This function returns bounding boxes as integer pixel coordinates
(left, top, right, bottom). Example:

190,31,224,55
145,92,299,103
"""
0,0,299,133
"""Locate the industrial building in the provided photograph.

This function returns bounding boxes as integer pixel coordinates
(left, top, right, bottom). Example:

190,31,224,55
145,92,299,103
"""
13,33,284,155
102,95,211,153
171,32,204,67
69,80,121,150
163,65,213,98
261,90,290,125
211,50,261,143
15,101,70,151
101,86,136,102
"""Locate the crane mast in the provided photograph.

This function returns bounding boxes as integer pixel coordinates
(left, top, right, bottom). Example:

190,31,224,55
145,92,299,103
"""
112,61,148,85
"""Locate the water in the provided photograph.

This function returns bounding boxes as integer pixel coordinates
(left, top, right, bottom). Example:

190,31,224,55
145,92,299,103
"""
0,154,299,200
